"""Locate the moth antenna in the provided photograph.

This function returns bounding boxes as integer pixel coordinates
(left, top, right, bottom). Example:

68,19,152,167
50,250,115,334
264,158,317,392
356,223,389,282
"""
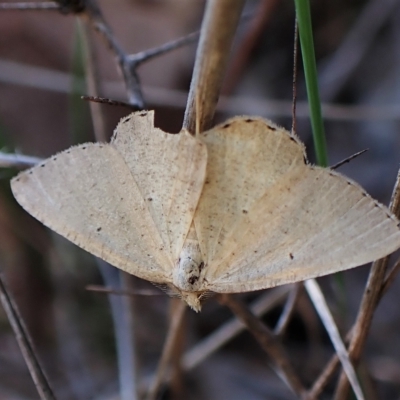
81,95,138,110
152,283,176,297
85,284,164,296
199,291,214,300
330,149,368,170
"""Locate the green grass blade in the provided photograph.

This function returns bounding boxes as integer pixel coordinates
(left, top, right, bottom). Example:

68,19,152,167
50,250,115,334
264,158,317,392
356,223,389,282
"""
294,0,328,167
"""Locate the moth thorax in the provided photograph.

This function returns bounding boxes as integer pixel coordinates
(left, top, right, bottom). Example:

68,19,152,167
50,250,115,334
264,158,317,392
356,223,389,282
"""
173,239,205,292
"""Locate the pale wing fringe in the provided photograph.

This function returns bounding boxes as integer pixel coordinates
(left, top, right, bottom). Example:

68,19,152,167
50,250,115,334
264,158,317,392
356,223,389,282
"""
205,166,400,292
11,142,171,283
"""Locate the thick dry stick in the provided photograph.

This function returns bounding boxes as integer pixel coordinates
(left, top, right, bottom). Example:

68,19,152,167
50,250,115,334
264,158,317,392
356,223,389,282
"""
219,294,307,398
0,274,56,400
183,0,245,133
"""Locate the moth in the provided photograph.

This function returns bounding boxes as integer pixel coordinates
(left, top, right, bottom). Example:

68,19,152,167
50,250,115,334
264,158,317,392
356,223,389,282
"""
11,111,400,311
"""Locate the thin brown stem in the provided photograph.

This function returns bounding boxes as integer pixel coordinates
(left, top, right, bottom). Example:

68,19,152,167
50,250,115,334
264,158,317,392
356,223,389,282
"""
308,355,340,399
183,288,290,371
80,19,108,142
274,283,301,336
219,294,307,398
0,273,56,400
83,0,144,107
146,301,186,400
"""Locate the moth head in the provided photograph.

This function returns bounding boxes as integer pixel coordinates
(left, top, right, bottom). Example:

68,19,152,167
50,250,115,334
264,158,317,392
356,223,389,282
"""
180,291,202,312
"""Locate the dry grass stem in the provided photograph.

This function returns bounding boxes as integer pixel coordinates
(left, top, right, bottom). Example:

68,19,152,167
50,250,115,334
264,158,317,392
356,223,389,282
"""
0,152,43,168
305,279,364,400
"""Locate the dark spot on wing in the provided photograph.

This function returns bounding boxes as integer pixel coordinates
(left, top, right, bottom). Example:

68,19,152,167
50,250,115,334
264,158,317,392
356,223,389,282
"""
289,137,297,143
245,118,253,123
82,146,87,150
222,123,231,129
148,197,153,202
199,262,205,272
266,124,276,131
139,111,147,117
124,117,131,122
242,209,248,214
289,253,294,260
40,164,45,168
97,227,102,232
